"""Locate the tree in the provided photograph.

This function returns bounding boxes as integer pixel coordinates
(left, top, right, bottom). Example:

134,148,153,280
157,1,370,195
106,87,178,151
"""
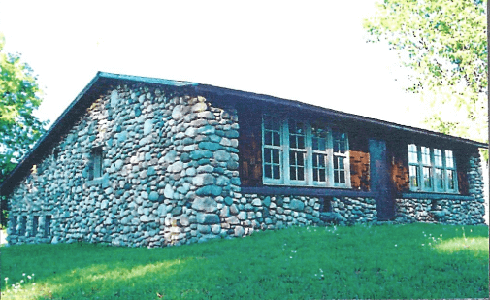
363,0,487,144
0,33,48,226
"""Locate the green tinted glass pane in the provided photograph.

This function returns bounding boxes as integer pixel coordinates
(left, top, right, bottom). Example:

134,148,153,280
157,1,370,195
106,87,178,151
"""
421,147,431,165
434,149,442,166
298,167,305,181
409,165,418,187
408,150,418,163
423,167,431,188
273,149,279,164
435,168,443,188
297,152,304,166
319,171,325,182
289,151,296,165
445,150,454,168
447,170,455,189
264,148,272,163
264,165,272,178
273,166,280,179
290,167,296,180
265,131,272,145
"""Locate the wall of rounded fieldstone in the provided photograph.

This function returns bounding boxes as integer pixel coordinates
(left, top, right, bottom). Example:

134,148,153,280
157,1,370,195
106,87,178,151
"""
6,84,242,248
394,198,486,225
394,154,486,225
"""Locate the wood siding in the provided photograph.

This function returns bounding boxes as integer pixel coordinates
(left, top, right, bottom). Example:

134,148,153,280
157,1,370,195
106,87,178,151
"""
456,149,471,195
349,133,370,191
238,109,262,186
390,143,410,192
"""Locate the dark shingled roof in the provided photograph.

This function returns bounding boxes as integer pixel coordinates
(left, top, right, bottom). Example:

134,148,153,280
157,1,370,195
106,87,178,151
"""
0,72,487,196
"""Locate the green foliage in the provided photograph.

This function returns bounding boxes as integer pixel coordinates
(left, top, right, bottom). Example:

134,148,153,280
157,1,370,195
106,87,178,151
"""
0,33,48,227
1,223,488,299
364,0,487,143
0,33,48,183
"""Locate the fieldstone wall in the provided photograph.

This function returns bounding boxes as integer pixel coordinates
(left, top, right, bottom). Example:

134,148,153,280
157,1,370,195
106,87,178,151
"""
395,155,486,225
7,84,243,247
235,194,376,232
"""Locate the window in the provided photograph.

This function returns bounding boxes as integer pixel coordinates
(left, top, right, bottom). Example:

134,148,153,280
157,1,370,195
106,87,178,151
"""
11,217,16,235
32,216,39,236
89,147,103,180
407,144,457,192
321,197,332,212
44,216,51,237
262,115,350,187
19,216,27,236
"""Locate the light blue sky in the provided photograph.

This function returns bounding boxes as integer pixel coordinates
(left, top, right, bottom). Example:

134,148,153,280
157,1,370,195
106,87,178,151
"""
1,1,425,128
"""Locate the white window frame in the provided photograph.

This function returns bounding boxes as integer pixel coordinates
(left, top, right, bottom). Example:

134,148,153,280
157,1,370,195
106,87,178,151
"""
262,115,350,188
408,144,458,193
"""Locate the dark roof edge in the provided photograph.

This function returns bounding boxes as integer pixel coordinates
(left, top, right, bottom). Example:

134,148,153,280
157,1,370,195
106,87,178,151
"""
97,72,197,87
195,83,488,149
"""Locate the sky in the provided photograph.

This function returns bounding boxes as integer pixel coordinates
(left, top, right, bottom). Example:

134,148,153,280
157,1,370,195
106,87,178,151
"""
0,0,426,129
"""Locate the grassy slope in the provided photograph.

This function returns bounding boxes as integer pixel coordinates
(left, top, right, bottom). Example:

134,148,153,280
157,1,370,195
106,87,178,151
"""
0,223,488,299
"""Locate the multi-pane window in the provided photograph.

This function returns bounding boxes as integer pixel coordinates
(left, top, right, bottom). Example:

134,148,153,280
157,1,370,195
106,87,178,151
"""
333,132,348,184
408,144,419,187
263,116,282,181
434,149,444,189
421,147,432,188
408,144,457,192
288,120,307,182
445,150,456,190
262,115,350,187
311,126,328,183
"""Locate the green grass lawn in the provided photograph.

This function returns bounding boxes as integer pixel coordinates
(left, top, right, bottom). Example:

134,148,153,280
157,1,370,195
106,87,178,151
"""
0,223,488,299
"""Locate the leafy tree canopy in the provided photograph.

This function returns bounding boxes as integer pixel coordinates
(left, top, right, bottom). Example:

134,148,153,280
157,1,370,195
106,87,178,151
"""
0,33,48,183
364,0,487,144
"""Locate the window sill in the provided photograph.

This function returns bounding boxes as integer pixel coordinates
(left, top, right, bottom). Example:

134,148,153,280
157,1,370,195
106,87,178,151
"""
241,185,374,198
400,192,473,201
86,178,103,186
262,182,351,189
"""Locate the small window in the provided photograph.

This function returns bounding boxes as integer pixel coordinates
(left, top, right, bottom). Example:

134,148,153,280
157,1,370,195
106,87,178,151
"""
44,216,51,237
11,217,17,235
89,147,103,180
19,216,27,236
53,149,59,160
32,216,39,236
321,197,332,213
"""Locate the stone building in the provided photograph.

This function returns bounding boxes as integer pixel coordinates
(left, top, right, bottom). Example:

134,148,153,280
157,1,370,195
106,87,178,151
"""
1,72,487,247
